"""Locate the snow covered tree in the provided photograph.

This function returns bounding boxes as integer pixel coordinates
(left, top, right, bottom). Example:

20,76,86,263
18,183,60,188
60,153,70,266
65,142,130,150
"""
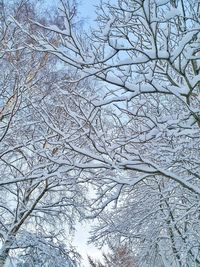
27,0,200,191
0,1,88,266
11,0,200,266
14,232,80,267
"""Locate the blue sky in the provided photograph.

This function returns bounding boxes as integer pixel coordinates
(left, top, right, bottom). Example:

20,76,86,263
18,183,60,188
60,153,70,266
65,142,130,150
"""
79,0,97,20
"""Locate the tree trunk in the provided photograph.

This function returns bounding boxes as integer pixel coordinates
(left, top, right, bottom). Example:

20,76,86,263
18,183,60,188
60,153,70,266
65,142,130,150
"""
0,246,10,267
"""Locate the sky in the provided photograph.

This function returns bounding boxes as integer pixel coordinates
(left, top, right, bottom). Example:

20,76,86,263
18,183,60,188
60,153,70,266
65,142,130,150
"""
79,0,97,22
73,222,104,267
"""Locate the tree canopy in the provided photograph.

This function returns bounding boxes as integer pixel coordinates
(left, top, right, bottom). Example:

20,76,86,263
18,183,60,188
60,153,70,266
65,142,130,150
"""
0,0,199,266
